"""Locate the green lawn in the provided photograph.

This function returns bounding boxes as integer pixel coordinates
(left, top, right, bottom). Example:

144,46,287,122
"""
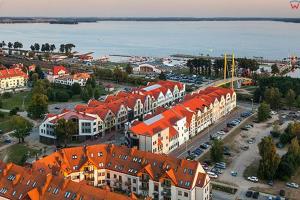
1,91,32,111
5,144,39,165
0,113,14,133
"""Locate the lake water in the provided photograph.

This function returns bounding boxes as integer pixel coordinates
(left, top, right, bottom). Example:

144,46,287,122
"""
0,21,300,59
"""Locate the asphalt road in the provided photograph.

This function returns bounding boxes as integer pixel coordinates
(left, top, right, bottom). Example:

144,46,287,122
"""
169,102,251,159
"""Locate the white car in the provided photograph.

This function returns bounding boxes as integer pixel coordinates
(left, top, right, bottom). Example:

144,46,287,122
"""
217,131,226,135
207,172,218,179
247,176,258,182
271,111,277,115
286,182,299,188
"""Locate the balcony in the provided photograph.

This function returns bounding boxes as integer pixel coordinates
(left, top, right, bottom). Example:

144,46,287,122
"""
139,184,149,190
86,177,95,181
139,176,150,182
125,181,131,186
84,169,94,174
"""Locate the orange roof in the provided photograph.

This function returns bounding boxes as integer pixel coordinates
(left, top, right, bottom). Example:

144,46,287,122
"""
31,144,204,190
0,68,28,79
0,161,133,200
53,66,68,75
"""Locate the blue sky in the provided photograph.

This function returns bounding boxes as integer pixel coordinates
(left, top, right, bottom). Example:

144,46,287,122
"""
0,0,299,17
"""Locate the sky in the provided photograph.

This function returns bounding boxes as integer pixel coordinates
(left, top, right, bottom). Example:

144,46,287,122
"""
0,0,299,17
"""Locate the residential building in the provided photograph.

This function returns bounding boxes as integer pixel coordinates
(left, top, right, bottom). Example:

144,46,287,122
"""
133,64,162,74
0,68,28,93
0,161,134,200
39,80,185,144
127,87,236,154
54,72,90,86
32,144,211,200
46,65,69,82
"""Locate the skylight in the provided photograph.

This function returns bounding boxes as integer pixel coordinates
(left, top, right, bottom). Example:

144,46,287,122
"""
144,114,164,125
143,84,161,92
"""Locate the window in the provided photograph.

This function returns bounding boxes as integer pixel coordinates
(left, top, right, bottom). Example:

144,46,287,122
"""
178,191,182,196
184,192,188,197
133,187,136,192
114,174,117,179
107,173,110,178
133,179,136,183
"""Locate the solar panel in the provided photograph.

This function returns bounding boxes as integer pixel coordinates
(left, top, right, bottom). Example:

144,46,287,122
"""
144,114,164,125
143,84,161,91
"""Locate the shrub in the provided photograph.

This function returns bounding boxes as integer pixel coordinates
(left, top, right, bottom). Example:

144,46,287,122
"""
55,90,70,102
2,92,12,99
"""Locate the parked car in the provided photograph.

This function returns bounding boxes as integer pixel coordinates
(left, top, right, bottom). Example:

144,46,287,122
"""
245,191,253,197
279,189,285,197
247,176,259,183
231,171,238,177
3,139,11,144
267,180,274,186
200,143,209,149
241,145,249,151
217,130,226,135
211,167,223,175
207,172,218,178
286,182,299,189
252,191,260,199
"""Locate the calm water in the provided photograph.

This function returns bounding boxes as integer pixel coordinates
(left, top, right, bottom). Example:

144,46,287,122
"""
0,21,300,59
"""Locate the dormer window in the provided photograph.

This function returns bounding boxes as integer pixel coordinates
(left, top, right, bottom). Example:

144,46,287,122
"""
72,155,77,159
98,152,103,157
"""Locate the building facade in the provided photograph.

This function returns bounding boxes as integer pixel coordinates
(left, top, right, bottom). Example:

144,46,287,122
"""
39,80,185,144
128,87,236,154
32,144,211,200
0,161,133,200
0,68,28,93
54,72,90,86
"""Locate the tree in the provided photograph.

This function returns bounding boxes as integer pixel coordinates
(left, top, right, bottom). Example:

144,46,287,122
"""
285,89,296,109
271,64,279,74
113,67,125,83
86,84,94,98
27,93,48,119
44,43,50,52
54,118,77,147
50,44,56,52
258,102,271,122
30,45,35,51
159,72,167,80
59,44,65,53
94,89,101,100
258,136,280,180
296,95,300,108
71,83,81,95
80,89,90,102
34,43,40,51
277,138,300,180
64,43,76,53
7,42,12,49
86,76,96,88
264,87,281,110
210,140,224,162
55,90,70,102
125,64,133,74
237,58,259,73
10,116,33,143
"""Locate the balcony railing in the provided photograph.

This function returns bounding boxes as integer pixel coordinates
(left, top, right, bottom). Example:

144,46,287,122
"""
161,189,171,197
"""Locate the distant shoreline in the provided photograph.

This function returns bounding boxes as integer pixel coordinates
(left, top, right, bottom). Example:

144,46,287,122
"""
0,17,300,24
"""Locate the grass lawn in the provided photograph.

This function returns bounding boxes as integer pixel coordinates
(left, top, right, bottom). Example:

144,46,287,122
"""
1,91,32,111
3,144,39,165
0,113,14,133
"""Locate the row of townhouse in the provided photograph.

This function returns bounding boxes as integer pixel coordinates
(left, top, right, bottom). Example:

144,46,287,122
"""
46,65,90,86
0,68,28,93
32,144,211,200
39,80,185,144
127,87,236,154
0,161,134,200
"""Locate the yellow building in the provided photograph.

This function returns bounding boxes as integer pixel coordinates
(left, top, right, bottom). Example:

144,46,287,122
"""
0,68,28,93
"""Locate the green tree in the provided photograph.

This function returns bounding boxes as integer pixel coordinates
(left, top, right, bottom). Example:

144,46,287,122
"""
264,87,281,110
277,138,300,180
50,44,56,52
71,83,81,95
86,76,96,88
31,73,39,84
27,94,48,119
125,64,133,74
159,72,167,80
59,44,65,53
30,45,35,51
210,140,224,162
80,89,90,102
271,64,279,74
34,43,40,51
258,102,271,122
94,89,101,100
113,67,126,83
285,89,296,109
237,58,259,73
10,116,33,143
55,90,70,102
296,95,300,108
86,84,94,98
258,136,280,180
54,118,77,147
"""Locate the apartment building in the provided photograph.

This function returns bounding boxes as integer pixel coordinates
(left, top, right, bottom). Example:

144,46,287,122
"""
127,87,236,154
46,65,69,82
39,80,185,144
54,72,90,86
32,144,211,200
0,161,133,200
0,68,28,93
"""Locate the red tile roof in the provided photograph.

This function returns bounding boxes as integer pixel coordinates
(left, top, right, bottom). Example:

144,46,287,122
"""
0,68,28,79
53,66,68,76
